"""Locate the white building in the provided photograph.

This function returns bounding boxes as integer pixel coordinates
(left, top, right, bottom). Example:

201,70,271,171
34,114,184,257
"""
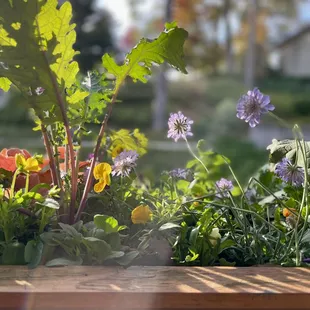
276,25,310,77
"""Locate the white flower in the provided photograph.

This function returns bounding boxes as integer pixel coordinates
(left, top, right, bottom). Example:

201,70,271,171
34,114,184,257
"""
209,228,221,246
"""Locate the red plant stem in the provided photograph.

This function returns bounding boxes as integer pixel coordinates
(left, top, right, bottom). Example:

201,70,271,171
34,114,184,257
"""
41,124,60,188
75,89,120,222
65,144,69,173
42,52,78,225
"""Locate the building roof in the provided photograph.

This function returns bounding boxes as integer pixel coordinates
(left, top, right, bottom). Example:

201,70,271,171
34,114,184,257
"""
276,24,310,48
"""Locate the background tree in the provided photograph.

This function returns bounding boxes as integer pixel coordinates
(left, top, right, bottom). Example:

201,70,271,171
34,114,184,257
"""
66,0,115,73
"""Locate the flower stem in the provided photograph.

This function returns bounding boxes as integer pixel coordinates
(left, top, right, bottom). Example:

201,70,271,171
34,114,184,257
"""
10,169,20,198
75,85,122,222
184,138,209,174
268,112,292,129
41,51,78,225
25,173,30,193
41,124,60,188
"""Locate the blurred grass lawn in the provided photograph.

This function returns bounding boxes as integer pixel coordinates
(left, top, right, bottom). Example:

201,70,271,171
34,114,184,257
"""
1,75,308,184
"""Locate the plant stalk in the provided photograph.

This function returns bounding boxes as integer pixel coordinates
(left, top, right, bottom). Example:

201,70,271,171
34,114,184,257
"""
42,51,78,225
75,87,121,222
41,124,60,188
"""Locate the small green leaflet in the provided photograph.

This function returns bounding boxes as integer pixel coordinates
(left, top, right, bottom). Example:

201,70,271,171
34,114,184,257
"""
102,21,188,88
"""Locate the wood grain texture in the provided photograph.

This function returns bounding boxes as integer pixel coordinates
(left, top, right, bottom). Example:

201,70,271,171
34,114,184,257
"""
0,266,309,309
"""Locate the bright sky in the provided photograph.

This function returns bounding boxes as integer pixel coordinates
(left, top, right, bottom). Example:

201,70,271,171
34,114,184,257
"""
96,0,131,38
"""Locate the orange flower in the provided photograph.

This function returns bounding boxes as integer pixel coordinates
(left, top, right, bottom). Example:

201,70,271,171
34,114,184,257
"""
283,208,297,218
0,148,31,172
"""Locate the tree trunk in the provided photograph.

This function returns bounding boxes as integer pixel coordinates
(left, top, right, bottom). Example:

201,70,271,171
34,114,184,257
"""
223,0,233,74
152,0,172,131
244,0,257,89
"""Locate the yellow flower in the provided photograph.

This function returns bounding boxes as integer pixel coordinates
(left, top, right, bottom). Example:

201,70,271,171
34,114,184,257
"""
15,154,41,172
111,145,125,159
131,205,152,224
93,163,112,193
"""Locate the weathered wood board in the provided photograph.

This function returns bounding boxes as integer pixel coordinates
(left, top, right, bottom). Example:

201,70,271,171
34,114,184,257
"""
0,266,309,310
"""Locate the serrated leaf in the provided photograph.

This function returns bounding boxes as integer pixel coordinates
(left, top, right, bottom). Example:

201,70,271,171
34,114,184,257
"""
0,77,11,91
0,0,79,124
102,22,188,87
67,89,89,104
108,128,148,156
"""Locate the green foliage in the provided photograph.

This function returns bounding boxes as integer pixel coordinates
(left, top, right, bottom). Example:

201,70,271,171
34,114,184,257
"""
267,139,310,168
103,21,188,88
24,239,44,269
40,216,134,266
0,0,79,123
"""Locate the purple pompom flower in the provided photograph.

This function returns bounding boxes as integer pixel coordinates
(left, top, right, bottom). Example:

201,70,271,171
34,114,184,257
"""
215,178,234,198
236,88,274,128
168,168,193,181
167,111,193,142
112,150,139,177
274,158,304,187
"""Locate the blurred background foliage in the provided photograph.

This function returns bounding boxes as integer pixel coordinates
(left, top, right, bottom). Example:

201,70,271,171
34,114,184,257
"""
1,0,310,184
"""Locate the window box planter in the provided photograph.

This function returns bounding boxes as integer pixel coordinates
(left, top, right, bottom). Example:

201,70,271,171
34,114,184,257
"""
0,266,309,310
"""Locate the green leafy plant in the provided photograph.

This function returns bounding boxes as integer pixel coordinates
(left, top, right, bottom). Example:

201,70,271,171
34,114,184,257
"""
0,0,188,225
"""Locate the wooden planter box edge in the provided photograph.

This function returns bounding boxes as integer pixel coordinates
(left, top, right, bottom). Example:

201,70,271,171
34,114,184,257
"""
0,266,309,310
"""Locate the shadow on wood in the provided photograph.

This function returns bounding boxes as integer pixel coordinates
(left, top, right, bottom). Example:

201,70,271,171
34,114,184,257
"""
0,266,309,309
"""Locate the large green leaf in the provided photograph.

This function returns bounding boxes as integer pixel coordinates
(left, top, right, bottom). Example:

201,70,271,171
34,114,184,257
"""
0,0,79,123
267,139,310,168
24,239,44,269
83,237,112,262
94,215,119,234
2,242,26,265
102,21,188,88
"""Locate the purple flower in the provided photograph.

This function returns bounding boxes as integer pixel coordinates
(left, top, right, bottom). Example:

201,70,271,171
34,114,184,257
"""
275,158,304,187
88,153,94,160
236,88,274,128
215,178,233,198
112,150,138,177
167,111,193,142
168,168,193,181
